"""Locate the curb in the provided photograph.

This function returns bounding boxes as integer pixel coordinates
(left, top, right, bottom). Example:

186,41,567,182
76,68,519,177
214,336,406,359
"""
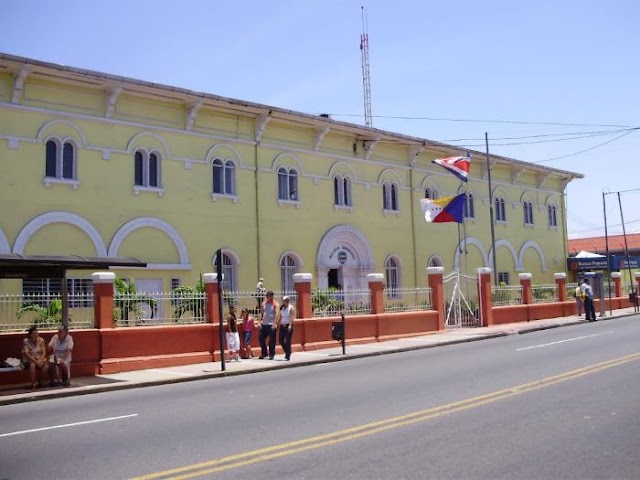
1,312,635,406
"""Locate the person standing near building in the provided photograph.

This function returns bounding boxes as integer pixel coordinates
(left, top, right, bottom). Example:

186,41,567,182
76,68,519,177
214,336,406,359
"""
255,278,266,311
226,305,240,362
581,278,597,322
259,291,279,359
574,282,583,316
240,308,255,358
276,295,296,361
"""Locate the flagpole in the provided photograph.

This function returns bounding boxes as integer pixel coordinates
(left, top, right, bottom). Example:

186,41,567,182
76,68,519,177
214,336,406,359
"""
486,132,498,286
617,192,637,309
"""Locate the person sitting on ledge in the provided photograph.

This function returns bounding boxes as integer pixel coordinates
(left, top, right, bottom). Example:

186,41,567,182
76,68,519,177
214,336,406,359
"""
21,326,48,390
48,325,74,386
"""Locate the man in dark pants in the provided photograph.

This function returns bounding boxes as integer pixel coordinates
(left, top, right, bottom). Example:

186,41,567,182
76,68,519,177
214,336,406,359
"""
258,291,279,359
582,278,597,321
276,295,296,361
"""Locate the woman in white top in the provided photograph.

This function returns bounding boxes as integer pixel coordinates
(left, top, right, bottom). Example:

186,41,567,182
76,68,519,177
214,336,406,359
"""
48,325,74,386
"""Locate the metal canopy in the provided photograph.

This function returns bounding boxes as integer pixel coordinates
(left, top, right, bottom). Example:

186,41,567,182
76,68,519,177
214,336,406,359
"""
0,254,147,279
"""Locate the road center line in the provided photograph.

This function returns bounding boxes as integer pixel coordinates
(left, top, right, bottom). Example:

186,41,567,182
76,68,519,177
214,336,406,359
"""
0,413,138,438
516,331,614,351
133,352,640,480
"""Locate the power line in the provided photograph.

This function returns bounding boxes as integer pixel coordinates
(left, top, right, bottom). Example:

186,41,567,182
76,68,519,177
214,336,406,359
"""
534,129,638,163
442,128,636,143
327,113,639,129
450,129,638,148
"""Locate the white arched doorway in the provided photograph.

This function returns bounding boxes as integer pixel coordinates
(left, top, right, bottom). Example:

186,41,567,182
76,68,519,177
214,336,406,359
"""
316,225,375,290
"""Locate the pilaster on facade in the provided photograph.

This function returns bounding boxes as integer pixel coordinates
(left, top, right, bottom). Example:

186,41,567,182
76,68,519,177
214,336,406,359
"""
105,86,123,118
11,65,29,104
185,100,203,131
255,113,271,143
363,137,380,161
313,126,330,151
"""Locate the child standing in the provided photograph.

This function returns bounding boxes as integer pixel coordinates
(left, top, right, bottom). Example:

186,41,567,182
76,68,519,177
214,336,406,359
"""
241,308,255,358
226,305,240,362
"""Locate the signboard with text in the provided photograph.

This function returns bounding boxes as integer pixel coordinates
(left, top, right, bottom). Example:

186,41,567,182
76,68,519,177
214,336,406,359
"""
567,255,640,271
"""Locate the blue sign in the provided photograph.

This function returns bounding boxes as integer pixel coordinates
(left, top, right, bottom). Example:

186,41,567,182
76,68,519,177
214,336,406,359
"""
567,255,640,271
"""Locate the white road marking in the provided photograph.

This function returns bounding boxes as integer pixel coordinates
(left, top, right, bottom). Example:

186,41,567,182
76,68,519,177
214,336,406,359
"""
0,413,138,438
516,331,614,351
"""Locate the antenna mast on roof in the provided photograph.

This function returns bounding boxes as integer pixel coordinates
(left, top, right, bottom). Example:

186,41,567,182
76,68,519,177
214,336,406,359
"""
360,6,373,127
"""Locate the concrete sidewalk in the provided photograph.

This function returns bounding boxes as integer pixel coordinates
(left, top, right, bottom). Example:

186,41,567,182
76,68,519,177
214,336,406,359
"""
2,307,637,405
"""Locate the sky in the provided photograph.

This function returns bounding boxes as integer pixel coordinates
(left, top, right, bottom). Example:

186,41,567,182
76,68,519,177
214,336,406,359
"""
1,0,638,239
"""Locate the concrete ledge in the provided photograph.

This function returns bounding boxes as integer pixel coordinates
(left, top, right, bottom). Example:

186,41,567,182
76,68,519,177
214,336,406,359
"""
100,352,213,374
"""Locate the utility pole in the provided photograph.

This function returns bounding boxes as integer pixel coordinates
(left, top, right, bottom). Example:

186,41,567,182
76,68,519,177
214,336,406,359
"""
485,133,498,285
360,6,372,127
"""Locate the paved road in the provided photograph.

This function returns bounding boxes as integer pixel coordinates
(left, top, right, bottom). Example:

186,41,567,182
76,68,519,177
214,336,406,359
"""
1,316,639,479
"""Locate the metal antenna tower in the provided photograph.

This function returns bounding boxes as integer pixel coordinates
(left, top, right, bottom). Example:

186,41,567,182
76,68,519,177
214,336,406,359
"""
360,6,372,127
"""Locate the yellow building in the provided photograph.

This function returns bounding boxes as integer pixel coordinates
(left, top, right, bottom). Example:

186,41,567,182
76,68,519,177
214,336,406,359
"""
0,53,582,301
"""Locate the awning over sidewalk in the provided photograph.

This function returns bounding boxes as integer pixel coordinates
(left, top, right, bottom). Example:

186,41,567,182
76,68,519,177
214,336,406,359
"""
0,254,146,279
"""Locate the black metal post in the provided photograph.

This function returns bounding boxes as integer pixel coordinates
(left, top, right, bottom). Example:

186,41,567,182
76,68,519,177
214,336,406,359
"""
485,133,498,285
341,312,346,355
617,192,638,312
603,192,612,315
216,249,226,371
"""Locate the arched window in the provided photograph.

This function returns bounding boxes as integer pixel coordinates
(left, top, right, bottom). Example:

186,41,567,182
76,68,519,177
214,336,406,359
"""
425,187,439,200
212,158,235,195
45,138,76,180
464,193,475,219
428,255,444,268
382,182,399,211
385,256,401,297
333,175,352,206
523,201,534,225
46,139,58,178
214,252,237,292
149,153,159,187
547,204,557,227
133,149,162,187
495,197,506,222
280,254,300,293
278,167,298,201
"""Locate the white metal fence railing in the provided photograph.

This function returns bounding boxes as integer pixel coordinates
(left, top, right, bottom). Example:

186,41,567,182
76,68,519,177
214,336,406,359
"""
384,287,432,312
0,293,96,332
491,285,522,306
218,290,298,316
114,291,206,327
312,288,371,317
531,284,558,304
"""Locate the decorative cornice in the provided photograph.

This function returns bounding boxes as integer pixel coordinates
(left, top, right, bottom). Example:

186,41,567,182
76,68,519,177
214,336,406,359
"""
363,137,380,161
11,65,29,104
537,172,551,189
511,166,526,184
313,126,330,151
255,112,271,143
105,86,122,118
185,100,203,131
408,144,425,164
481,159,496,180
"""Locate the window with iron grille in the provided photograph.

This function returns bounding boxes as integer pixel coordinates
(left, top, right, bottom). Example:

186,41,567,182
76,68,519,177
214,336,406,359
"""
22,278,93,307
